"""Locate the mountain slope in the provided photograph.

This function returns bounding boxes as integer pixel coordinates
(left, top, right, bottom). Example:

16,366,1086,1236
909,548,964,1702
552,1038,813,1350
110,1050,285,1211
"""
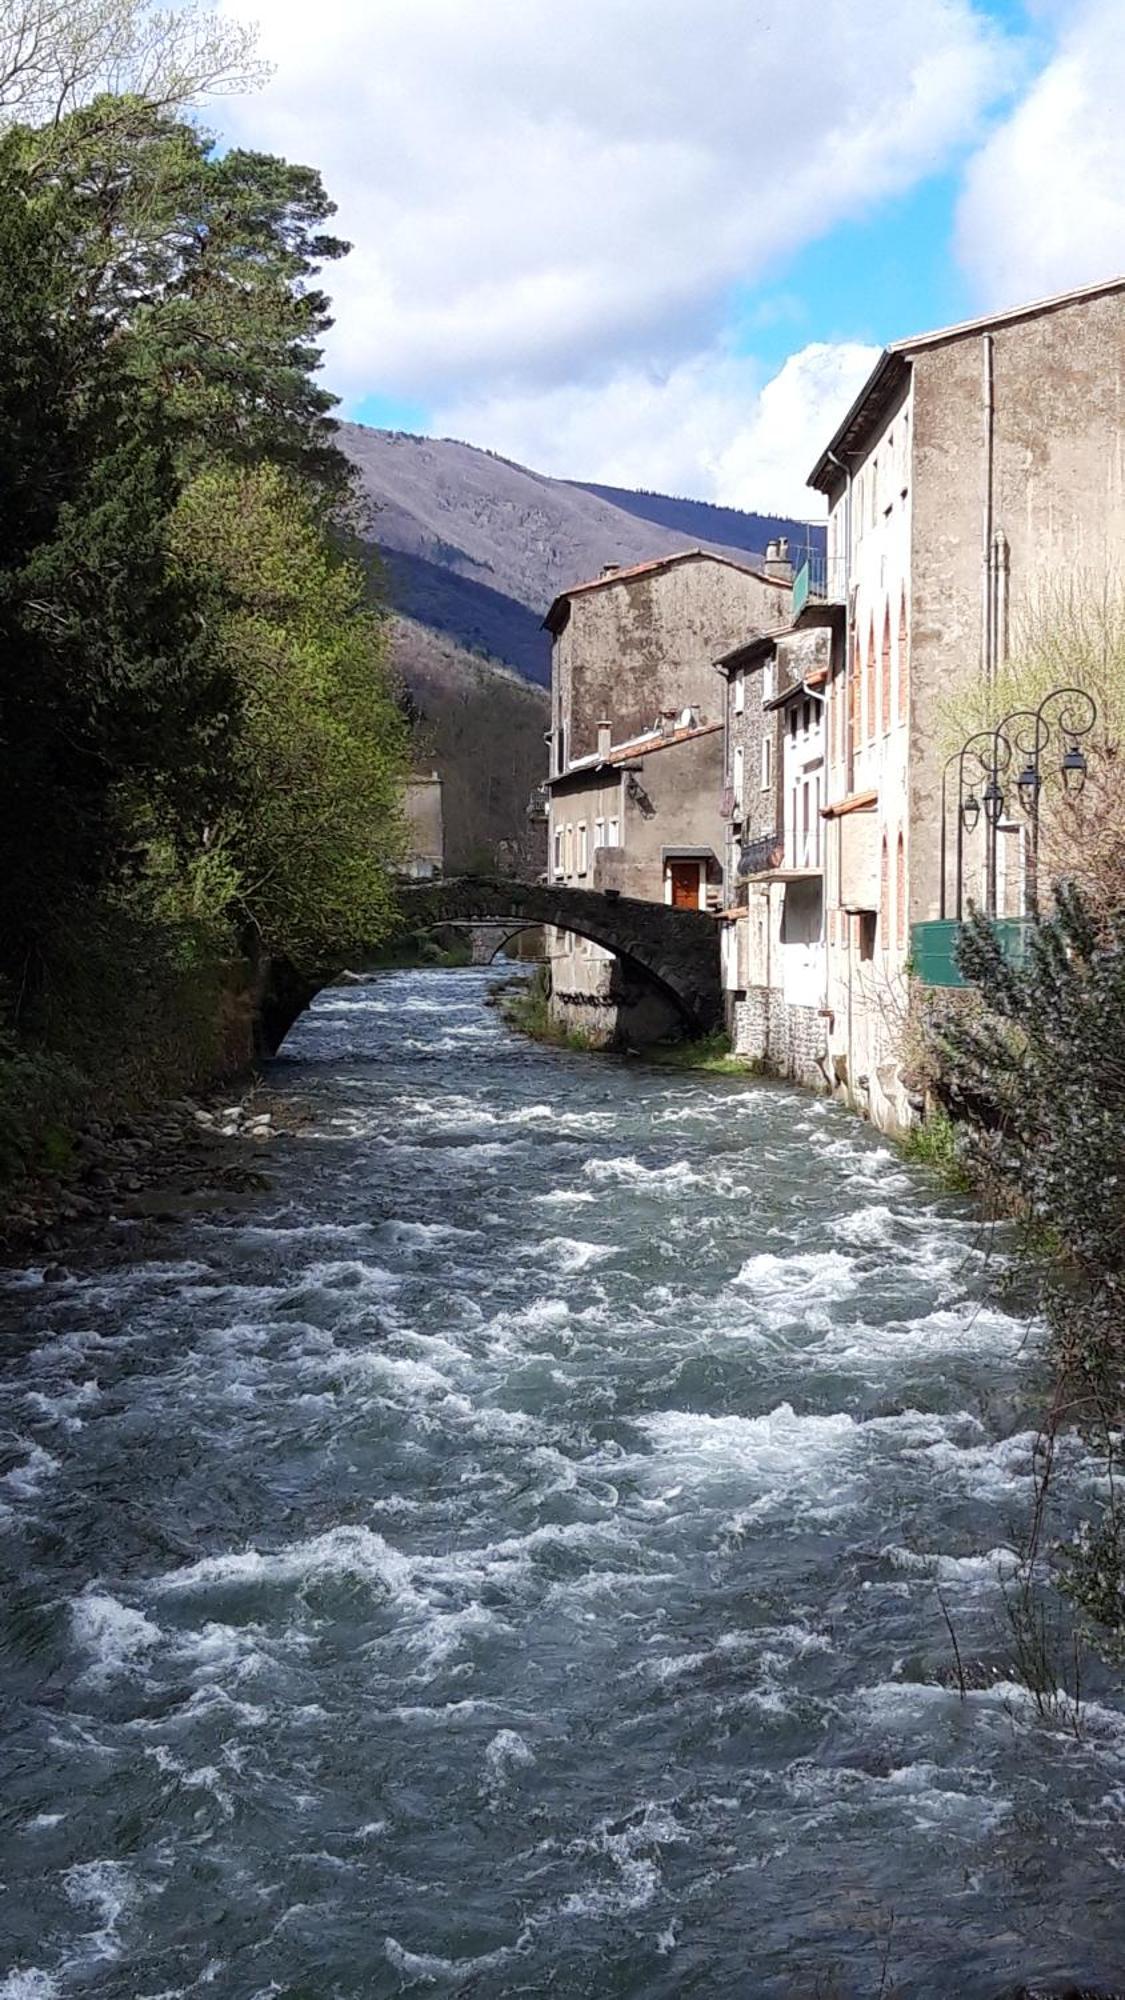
341,424,809,684
570,482,816,559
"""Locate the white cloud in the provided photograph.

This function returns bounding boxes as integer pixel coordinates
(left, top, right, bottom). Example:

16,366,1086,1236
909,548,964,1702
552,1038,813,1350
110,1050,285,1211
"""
433,340,878,515
956,0,1125,307
220,0,1008,407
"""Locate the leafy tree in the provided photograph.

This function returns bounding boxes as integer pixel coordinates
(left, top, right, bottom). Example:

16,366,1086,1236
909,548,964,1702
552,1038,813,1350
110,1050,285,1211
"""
171,463,407,966
0,0,265,125
0,133,231,986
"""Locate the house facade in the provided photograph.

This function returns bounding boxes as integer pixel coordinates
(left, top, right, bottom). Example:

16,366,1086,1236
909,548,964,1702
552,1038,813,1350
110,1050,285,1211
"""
718,618,834,1086
543,550,789,1043
804,275,1125,1132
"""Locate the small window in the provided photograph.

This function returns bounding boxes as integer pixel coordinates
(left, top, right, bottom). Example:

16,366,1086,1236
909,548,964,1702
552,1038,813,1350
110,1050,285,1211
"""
858,912,877,961
761,736,772,790
732,744,745,810
564,824,574,874
552,828,563,877
789,709,798,740
577,822,588,875
763,660,775,701
733,671,745,716
594,817,604,848
802,699,811,736
608,816,620,846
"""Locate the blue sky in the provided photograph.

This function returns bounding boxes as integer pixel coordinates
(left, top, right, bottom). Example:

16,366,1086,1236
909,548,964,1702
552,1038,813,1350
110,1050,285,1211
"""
225,0,1125,510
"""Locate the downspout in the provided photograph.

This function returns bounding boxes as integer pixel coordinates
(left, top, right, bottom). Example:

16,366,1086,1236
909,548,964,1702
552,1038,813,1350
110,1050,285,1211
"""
981,332,997,916
981,332,995,686
823,447,851,1087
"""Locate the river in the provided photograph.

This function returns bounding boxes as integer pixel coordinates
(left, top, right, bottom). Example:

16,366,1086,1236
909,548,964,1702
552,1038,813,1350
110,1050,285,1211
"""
1,967,1123,1999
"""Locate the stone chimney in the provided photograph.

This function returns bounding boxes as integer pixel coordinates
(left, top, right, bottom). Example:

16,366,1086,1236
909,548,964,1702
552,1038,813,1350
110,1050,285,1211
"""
597,720,612,756
660,708,678,738
763,536,792,583
601,562,621,578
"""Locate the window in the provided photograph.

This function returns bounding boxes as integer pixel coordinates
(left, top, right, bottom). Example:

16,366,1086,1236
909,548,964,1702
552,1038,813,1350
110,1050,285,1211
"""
896,832,906,951
733,671,745,716
879,835,889,946
552,827,563,877
858,912,877,961
850,635,862,761
898,592,909,724
732,744,745,811
761,735,773,790
608,816,620,846
555,725,566,774
594,817,605,849
881,606,892,734
564,824,573,874
763,660,775,701
577,822,588,875
802,698,811,737
901,413,910,496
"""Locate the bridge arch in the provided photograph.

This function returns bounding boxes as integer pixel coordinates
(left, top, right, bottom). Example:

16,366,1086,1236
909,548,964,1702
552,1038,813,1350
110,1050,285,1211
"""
254,877,722,1055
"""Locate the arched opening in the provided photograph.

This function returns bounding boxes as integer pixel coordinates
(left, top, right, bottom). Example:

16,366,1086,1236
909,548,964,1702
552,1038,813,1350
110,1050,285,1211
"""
898,592,909,724
865,622,876,744
895,832,906,952
880,606,892,734
879,835,889,951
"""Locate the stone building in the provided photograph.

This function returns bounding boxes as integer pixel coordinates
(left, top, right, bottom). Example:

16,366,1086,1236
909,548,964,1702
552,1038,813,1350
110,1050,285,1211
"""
400,772,444,880
804,275,1125,1132
717,617,835,1085
543,550,789,1042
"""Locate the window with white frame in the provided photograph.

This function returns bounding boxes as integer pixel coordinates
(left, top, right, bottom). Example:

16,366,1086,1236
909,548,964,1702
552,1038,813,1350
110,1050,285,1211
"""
762,660,775,701
761,735,772,790
564,824,573,875
607,816,620,846
552,826,563,876
732,743,744,811
594,817,605,849
577,822,588,875
733,671,745,716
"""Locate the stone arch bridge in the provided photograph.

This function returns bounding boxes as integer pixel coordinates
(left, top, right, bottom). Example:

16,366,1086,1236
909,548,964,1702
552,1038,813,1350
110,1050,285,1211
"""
255,877,722,1054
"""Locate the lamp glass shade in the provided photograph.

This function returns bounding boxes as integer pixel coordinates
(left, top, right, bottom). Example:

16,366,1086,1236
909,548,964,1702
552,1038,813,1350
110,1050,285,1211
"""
983,777,1005,826
1060,742,1087,795
1016,760,1042,811
961,791,981,833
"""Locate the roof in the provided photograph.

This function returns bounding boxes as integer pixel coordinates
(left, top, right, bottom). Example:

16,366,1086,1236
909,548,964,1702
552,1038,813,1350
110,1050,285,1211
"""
543,549,790,632
714,632,778,675
808,272,1125,493
764,676,826,713
548,718,721,786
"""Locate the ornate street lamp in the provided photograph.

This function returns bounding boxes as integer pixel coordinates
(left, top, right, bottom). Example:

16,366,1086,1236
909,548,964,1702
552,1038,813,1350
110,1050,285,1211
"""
961,789,981,833
945,686,1098,923
1061,740,1088,795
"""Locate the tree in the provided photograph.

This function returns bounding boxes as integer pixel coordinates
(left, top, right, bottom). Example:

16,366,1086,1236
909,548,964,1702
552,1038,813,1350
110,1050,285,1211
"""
0,0,266,125
10,98,351,491
0,133,232,983
171,463,407,966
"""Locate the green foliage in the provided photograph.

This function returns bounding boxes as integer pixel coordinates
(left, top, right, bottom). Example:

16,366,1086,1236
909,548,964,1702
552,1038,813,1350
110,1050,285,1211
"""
898,1107,970,1191
171,463,407,967
928,885,1125,1666
0,84,407,1187
645,1029,758,1075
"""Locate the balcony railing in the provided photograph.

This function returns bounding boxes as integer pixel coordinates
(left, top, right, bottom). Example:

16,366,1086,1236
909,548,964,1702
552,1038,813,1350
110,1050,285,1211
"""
738,833,784,876
911,919,1033,988
791,553,847,618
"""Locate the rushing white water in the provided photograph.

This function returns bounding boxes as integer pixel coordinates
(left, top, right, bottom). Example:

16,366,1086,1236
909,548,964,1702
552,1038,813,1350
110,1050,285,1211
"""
1,968,1123,1999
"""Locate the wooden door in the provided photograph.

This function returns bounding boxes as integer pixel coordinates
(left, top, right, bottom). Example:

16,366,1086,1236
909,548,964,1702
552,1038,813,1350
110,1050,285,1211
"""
669,862,699,909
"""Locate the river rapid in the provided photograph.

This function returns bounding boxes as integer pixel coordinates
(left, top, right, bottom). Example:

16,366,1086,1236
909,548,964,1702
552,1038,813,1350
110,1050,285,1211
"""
2,967,1123,2000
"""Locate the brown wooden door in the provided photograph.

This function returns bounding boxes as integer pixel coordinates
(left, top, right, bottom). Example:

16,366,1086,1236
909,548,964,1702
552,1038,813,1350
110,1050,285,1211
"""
669,862,699,909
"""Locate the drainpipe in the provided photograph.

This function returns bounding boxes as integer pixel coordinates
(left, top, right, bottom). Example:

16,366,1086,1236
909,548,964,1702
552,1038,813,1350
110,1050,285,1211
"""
981,333,995,686
823,447,851,1088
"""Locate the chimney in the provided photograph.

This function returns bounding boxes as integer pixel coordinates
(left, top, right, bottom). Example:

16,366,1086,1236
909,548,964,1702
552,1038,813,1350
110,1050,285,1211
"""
597,720,612,756
763,535,792,583
661,708,678,738
601,562,621,578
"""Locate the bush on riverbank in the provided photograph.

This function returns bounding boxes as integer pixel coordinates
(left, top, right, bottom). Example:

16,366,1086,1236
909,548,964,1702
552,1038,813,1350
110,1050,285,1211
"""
925,887,1125,1671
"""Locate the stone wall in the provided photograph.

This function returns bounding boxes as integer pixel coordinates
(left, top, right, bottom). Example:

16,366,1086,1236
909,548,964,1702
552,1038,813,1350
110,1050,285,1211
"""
731,987,828,1092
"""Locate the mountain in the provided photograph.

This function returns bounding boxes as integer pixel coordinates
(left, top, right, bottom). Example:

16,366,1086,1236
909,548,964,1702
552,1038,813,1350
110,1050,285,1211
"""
340,425,817,686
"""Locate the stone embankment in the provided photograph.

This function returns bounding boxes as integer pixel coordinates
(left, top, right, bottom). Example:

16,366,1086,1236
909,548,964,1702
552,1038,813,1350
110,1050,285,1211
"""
0,1088,309,1265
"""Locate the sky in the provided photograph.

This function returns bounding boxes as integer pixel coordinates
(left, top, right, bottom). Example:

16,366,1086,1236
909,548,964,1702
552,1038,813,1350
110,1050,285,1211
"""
215,0,1125,516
